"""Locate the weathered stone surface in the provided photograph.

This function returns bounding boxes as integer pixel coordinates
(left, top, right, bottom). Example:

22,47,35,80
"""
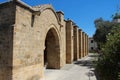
0,2,15,25
79,29,82,58
66,20,74,63
73,26,79,61
0,1,15,80
13,2,66,79
0,1,89,80
82,32,85,57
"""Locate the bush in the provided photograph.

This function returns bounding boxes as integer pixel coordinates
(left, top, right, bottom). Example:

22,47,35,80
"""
96,24,120,80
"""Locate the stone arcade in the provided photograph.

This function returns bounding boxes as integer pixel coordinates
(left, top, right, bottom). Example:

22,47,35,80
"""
0,1,89,80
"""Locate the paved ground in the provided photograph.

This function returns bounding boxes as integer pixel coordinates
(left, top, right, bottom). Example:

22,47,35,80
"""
43,53,98,80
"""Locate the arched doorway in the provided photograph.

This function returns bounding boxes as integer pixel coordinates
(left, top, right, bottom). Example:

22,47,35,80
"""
44,28,60,69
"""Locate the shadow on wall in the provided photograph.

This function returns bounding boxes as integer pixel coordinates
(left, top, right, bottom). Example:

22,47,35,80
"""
0,24,14,80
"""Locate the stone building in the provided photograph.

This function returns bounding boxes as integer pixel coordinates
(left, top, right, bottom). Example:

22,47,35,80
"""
89,37,97,51
0,0,89,80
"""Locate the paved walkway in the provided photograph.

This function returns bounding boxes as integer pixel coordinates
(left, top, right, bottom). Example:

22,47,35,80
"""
43,53,98,80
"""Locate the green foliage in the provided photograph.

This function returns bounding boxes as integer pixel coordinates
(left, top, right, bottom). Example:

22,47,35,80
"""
89,50,96,53
93,18,114,49
118,72,120,80
96,24,120,80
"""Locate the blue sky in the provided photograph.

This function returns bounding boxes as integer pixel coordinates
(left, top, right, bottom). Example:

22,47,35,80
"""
0,0,120,37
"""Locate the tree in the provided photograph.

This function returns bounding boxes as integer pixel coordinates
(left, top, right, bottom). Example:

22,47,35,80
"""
94,15,120,79
96,24,120,80
93,18,113,49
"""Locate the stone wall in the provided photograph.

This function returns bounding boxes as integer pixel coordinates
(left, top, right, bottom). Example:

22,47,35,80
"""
65,20,89,63
0,1,89,80
79,29,82,58
0,1,15,80
82,32,85,57
0,25,14,80
12,4,43,80
0,1,15,25
66,20,74,63
73,26,79,61
56,11,66,67
12,1,66,79
87,35,89,55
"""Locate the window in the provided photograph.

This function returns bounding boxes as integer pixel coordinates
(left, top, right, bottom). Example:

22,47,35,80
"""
91,47,93,50
91,40,93,43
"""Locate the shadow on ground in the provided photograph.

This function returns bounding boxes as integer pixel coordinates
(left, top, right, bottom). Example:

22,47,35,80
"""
88,54,100,58
74,59,94,68
74,54,99,68
74,53,100,80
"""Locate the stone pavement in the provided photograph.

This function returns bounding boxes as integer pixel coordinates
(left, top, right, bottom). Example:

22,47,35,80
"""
43,53,98,80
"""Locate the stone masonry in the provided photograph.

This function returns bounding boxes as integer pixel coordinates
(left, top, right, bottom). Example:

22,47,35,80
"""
73,25,79,61
79,29,82,58
66,20,74,64
0,1,89,80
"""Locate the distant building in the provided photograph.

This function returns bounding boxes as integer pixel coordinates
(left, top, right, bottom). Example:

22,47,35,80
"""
112,12,120,23
89,37,97,51
112,18,120,23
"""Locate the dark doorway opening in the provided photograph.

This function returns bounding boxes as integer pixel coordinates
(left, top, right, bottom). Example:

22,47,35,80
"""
44,28,60,69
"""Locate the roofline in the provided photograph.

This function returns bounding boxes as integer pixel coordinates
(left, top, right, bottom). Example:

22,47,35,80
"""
16,0,34,12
